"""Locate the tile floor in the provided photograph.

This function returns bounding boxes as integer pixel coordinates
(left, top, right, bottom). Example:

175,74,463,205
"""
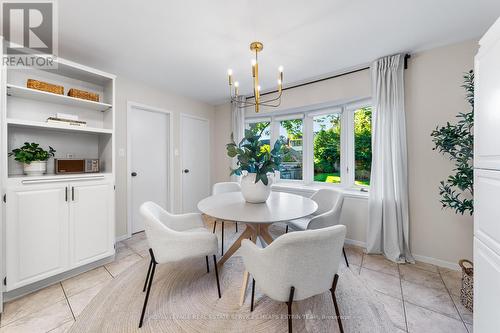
0,226,472,333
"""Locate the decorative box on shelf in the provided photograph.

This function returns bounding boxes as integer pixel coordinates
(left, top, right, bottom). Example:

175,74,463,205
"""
46,117,87,127
68,88,100,102
26,79,64,95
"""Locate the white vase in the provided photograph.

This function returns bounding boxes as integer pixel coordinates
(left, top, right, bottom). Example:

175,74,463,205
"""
23,161,47,176
240,172,273,203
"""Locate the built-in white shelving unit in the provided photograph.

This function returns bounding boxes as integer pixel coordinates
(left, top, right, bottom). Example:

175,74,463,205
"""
0,57,116,294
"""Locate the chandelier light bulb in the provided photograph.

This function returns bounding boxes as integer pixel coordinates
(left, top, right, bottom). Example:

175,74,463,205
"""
257,85,261,91
251,59,257,66
234,81,239,87
227,69,233,76
278,79,282,85
278,65,284,72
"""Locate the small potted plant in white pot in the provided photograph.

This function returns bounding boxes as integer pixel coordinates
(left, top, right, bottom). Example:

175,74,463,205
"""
227,129,285,203
9,142,56,176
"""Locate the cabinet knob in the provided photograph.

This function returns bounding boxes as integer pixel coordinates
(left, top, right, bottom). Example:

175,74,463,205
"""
131,172,137,177
183,169,190,173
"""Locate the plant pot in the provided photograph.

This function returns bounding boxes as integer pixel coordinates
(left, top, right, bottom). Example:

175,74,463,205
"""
240,172,273,203
23,161,47,176
459,259,473,312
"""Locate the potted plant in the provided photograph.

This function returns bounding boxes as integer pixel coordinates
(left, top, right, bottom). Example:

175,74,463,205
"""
227,129,285,203
431,70,474,311
9,142,56,176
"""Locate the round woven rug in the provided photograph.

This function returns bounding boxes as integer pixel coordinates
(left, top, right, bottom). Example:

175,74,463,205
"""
69,226,396,333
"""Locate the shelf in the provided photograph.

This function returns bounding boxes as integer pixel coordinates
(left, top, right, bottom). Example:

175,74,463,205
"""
6,84,112,112
8,172,113,180
7,118,113,135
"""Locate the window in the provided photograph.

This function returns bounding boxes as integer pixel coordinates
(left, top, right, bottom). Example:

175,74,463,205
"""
243,100,372,188
279,118,303,180
353,107,372,186
313,113,341,184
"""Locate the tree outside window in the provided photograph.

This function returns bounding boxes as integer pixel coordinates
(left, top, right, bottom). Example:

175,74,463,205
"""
279,119,303,180
313,113,341,183
354,107,372,186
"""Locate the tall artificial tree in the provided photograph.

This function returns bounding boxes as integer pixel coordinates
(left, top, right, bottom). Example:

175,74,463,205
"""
431,70,474,215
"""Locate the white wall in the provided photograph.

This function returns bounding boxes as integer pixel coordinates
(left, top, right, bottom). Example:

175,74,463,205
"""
115,77,215,238
213,40,477,268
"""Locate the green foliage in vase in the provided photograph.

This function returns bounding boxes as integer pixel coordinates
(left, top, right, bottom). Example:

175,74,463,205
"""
431,70,474,215
227,129,285,185
9,142,56,164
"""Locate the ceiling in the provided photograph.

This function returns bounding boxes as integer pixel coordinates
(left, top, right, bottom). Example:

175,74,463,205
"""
58,0,500,105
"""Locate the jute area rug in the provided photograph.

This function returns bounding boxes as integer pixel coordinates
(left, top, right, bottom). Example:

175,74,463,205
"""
69,225,396,333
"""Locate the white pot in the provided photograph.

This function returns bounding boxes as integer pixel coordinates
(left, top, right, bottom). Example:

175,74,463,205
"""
240,172,273,203
23,161,47,176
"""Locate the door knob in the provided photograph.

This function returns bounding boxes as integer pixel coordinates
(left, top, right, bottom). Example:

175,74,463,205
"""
131,172,137,177
183,169,190,173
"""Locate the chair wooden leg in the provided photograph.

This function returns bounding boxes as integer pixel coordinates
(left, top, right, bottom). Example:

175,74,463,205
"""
343,247,349,267
139,249,157,328
212,220,217,233
235,222,238,233
285,225,289,233
250,278,255,312
331,274,344,333
213,255,221,298
287,286,295,333
142,255,153,292
205,256,210,273
221,221,224,256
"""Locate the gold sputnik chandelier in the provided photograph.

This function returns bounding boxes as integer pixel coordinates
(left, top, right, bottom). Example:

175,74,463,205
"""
227,41,283,113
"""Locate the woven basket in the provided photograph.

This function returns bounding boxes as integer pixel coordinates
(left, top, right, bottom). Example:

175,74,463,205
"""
27,79,64,95
459,259,473,312
68,88,100,102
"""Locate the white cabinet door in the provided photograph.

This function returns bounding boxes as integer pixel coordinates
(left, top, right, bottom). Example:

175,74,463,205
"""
475,17,500,170
474,169,500,256
474,237,500,333
5,183,69,290
69,181,114,267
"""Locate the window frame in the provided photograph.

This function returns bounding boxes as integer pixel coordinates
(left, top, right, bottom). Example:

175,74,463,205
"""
243,98,371,189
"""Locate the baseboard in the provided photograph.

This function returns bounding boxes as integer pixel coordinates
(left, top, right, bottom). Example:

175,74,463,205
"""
115,234,130,242
3,255,115,303
345,238,366,248
412,254,460,271
343,238,460,271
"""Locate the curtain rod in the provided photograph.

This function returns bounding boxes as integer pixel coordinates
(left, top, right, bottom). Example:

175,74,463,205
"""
248,54,411,99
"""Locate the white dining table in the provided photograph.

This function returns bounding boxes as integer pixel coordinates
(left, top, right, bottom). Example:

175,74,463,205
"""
197,191,318,305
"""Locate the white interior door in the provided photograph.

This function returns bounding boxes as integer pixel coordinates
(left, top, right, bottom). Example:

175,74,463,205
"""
129,104,170,234
181,114,210,213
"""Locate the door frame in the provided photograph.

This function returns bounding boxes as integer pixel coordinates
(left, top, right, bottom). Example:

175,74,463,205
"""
179,113,211,213
127,101,174,238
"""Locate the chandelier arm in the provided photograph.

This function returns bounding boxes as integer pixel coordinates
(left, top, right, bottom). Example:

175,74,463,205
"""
259,90,283,104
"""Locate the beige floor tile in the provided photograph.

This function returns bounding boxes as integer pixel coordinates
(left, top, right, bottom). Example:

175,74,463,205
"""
450,293,473,324
362,254,399,277
412,261,439,273
67,282,107,317
401,280,460,319
0,299,73,333
115,245,135,260
374,291,407,331
399,264,445,290
61,267,112,297
1,283,65,327
124,238,149,254
105,253,142,277
405,302,467,333
359,268,402,299
47,319,74,333
440,270,462,296
344,245,363,266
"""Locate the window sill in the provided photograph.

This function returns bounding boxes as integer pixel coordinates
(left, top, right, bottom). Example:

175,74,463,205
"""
272,183,369,199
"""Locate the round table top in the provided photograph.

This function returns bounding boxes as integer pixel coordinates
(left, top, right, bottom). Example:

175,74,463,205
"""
197,191,318,224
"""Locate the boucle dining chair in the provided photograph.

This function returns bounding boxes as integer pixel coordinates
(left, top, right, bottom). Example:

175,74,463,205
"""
211,182,241,255
285,189,349,266
241,225,346,333
138,201,221,328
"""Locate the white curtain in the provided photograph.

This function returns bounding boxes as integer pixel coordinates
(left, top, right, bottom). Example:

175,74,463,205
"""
367,54,413,263
230,96,246,181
